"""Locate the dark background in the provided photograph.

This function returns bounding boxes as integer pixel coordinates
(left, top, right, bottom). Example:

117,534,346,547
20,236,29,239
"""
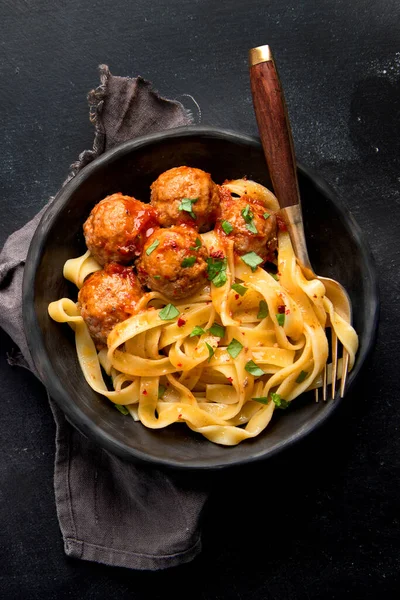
1,1,399,598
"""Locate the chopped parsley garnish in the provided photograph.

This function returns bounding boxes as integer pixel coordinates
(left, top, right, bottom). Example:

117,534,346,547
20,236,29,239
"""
269,272,279,281
212,269,227,287
190,238,202,250
263,212,270,219
190,326,206,337
146,239,159,255
245,360,265,377
231,282,247,296
296,370,308,384
271,392,289,409
252,397,270,404
241,252,263,272
178,197,198,219
205,342,214,362
208,323,225,338
115,404,129,415
181,256,196,268
241,204,252,221
206,256,227,287
221,220,234,234
246,221,258,234
158,384,166,399
227,338,243,359
276,313,285,326
159,303,180,320
153,275,161,279
206,257,225,280
257,300,269,319
241,204,258,234
253,393,289,409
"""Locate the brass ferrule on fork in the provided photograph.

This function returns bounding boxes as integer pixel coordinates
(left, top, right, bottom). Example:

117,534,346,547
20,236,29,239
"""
248,45,274,67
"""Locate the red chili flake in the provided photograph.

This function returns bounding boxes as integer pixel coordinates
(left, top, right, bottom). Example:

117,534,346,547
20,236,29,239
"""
313,294,318,298
210,249,224,260
278,272,282,277
177,363,183,367
278,305,286,314
178,413,182,419
227,376,233,383
177,318,186,327
235,294,240,300
285,309,290,315
276,214,288,232
142,389,148,395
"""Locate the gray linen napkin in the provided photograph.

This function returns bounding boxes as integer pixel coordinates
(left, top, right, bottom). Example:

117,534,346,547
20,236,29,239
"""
0,65,210,571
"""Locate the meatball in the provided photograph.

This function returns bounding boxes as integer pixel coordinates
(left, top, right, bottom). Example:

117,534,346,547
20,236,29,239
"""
150,166,220,231
136,225,208,300
217,187,277,261
78,263,143,349
83,193,158,266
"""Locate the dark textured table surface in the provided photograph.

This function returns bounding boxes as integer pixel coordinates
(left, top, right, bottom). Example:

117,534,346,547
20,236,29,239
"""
1,1,399,598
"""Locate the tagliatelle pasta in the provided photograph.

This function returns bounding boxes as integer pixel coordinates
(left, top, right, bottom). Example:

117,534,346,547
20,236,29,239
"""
48,178,359,446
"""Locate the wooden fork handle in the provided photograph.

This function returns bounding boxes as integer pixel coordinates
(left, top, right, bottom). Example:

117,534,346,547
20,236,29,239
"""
249,45,300,208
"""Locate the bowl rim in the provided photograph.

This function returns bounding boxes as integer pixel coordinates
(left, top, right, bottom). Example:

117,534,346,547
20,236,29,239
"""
22,125,380,470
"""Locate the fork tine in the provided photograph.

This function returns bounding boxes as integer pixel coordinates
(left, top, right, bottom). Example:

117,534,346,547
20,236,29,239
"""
340,348,349,398
331,328,338,399
322,365,328,401
314,388,319,403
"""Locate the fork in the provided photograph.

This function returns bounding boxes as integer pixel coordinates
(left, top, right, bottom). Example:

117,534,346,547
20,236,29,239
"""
248,44,351,400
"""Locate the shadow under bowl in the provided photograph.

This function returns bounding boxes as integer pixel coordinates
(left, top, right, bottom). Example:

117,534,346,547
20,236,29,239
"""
22,126,379,470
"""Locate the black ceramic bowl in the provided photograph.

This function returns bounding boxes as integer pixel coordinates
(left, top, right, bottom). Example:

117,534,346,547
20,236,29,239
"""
23,127,378,469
